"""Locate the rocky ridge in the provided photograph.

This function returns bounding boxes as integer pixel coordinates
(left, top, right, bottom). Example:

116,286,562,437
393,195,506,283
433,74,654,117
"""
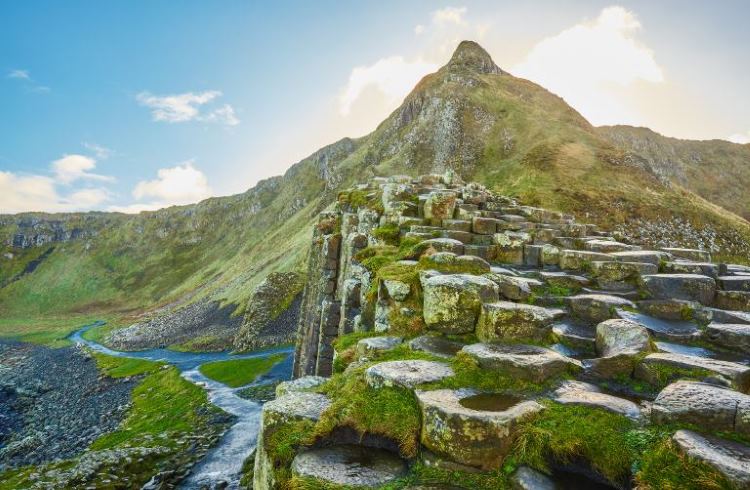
249,172,750,489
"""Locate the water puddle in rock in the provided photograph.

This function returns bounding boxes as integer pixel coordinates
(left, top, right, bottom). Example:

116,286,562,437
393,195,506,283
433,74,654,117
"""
617,310,699,339
69,322,294,489
459,393,521,412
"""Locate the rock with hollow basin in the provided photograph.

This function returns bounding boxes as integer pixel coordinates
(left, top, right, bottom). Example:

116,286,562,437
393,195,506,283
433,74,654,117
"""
462,343,581,382
672,430,750,488
291,445,408,487
365,360,454,389
416,388,543,469
650,381,750,434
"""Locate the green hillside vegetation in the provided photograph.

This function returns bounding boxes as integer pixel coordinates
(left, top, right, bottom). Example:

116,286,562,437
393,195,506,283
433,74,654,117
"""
199,353,288,387
1,40,748,347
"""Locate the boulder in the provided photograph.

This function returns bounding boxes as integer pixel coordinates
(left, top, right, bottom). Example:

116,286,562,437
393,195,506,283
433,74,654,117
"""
672,430,750,488
424,191,457,223
422,274,499,334
365,360,454,389
275,376,327,397
568,294,635,323
596,318,651,357
416,389,543,469
291,445,407,487
635,353,750,392
254,392,331,490
704,323,750,354
554,380,642,421
641,274,716,306
462,343,581,382
472,216,499,235
651,381,750,435
442,219,472,232
477,301,563,343
383,279,411,301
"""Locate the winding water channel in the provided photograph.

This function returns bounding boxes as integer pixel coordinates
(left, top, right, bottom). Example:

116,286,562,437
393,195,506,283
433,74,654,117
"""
69,323,294,489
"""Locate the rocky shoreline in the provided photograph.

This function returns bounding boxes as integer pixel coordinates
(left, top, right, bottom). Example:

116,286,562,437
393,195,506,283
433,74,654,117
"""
0,340,136,471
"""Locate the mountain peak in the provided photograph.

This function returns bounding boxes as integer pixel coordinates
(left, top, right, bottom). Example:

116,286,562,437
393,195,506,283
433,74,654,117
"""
447,40,504,75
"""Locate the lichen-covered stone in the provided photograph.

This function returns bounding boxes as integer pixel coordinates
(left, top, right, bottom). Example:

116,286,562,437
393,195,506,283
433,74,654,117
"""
662,247,711,262
672,430,750,487
596,318,651,357
291,445,408,487
559,250,612,270
275,376,328,397
584,240,636,253
609,250,671,265
483,273,543,301
635,353,750,392
715,291,750,312
704,323,750,354
423,274,499,334
407,238,465,259
356,336,403,359
664,261,719,278
477,301,563,343
365,360,454,389
590,261,657,284
462,343,582,382
409,335,465,359
641,274,716,306
554,380,642,421
416,389,543,469
424,191,457,224
384,279,411,301
568,294,635,323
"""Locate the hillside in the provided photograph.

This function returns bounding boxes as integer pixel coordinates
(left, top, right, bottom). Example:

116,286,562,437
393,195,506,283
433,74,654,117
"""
1,40,748,348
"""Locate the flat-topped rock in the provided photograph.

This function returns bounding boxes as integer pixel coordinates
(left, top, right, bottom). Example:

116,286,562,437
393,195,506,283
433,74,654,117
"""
715,291,750,312
609,250,671,266
718,276,750,292
291,445,408,487
477,301,563,343
662,247,711,262
596,318,652,357
591,261,658,286
539,271,589,291
568,294,635,323
409,335,465,359
704,323,750,354
356,336,403,358
584,239,636,253
462,343,581,382
651,381,750,434
275,376,327,397
423,274,499,334
641,273,716,306
383,279,411,301
554,380,642,421
483,273,543,301
365,360,454,389
635,353,750,392
416,389,543,470
407,238,465,258
552,322,596,351
664,261,719,278
559,250,612,271
672,430,750,488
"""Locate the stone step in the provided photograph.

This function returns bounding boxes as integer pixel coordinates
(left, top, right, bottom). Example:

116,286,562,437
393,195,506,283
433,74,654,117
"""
567,294,636,323
672,430,750,488
641,274,716,306
584,239,637,253
356,336,403,359
715,291,750,312
408,335,465,359
553,380,642,421
635,353,750,392
718,276,750,292
477,301,564,343
664,261,719,278
651,381,750,435
275,376,327,398
609,250,671,266
703,323,750,354
559,250,612,270
462,343,582,382
365,360,454,389
661,247,711,262
422,274,499,334
291,445,408,487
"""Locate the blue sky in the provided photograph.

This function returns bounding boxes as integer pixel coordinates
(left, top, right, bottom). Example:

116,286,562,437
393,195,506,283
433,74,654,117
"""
1,0,749,213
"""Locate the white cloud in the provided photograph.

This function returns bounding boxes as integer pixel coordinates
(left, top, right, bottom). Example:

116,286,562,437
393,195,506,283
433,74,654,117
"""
338,56,438,116
7,69,30,80
0,171,109,214
727,131,750,144
82,142,114,159
131,161,212,208
136,90,239,126
414,24,425,35
432,6,467,26
52,154,114,184
512,6,664,126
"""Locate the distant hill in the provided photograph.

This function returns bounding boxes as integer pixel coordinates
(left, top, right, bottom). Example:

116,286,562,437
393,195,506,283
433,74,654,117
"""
2,41,748,347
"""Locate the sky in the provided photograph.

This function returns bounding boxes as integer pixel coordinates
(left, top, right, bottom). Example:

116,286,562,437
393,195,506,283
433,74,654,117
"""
1,0,749,214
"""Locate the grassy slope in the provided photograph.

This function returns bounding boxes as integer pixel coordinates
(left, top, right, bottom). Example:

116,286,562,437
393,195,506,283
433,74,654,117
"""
199,353,288,387
2,41,748,346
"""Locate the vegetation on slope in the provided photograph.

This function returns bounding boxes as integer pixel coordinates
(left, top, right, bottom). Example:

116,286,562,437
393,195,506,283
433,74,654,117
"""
198,353,288,387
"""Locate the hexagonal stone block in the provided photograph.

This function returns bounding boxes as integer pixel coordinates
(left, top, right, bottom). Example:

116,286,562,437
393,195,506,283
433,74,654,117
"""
416,389,543,469
672,430,750,488
424,191,457,223
718,276,750,292
568,294,635,323
596,318,651,357
641,274,716,306
662,247,711,262
409,335,465,359
365,360,454,389
356,336,403,358
651,381,750,435
292,445,408,487
609,250,671,266
423,274,499,334
664,261,719,278
584,240,636,253
635,353,750,392
553,380,642,421
461,343,582,382
407,238,465,259
483,273,543,301
275,376,327,397
559,250,612,270
715,291,750,312
477,301,564,343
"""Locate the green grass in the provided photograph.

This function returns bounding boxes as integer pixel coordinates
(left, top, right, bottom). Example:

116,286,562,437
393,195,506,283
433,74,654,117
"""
91,351,161,378
198,353,288,387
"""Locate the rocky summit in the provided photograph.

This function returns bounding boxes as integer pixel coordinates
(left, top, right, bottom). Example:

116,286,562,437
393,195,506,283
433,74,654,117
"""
245,171,750,489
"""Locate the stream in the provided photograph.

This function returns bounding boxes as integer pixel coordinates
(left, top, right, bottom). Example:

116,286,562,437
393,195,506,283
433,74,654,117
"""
69,322,294,489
